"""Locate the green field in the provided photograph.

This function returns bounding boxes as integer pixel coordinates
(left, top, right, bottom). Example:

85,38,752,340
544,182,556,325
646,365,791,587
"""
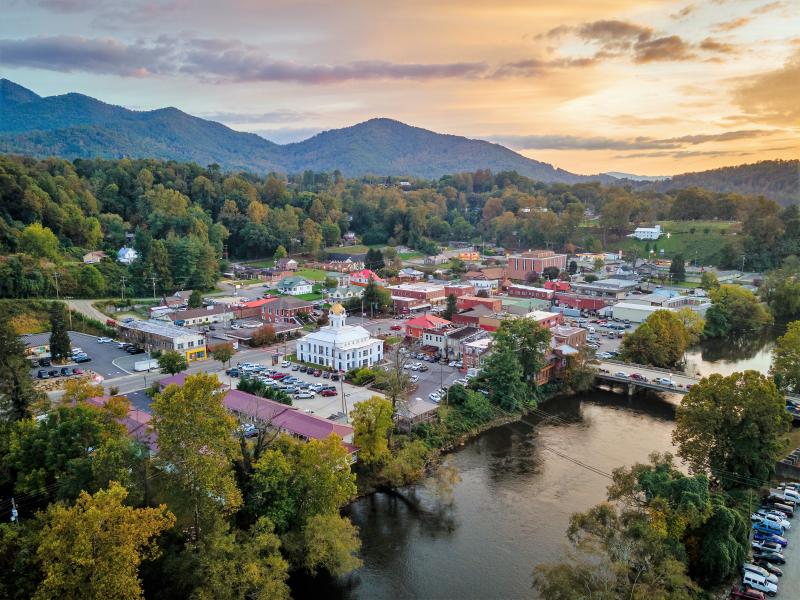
240,258,274,268
398,251,424,259
296,268,328,281
617,220,738,266
324,245,370,255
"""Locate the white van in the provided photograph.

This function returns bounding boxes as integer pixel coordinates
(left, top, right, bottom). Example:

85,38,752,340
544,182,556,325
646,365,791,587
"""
743,563,779,585
742,572,777,596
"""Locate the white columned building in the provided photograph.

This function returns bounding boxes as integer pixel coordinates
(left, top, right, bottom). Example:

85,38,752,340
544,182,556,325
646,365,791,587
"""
296,303,384,370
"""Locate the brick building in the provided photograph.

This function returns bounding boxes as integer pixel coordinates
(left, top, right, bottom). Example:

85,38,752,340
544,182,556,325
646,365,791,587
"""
507,284,555,301
505,250,568,281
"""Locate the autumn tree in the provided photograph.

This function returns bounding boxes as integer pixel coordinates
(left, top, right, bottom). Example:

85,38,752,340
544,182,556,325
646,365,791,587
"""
151,373,242,538
19,223,60,261
703,284,772,338
350,395,393,466
772,320,800,392
251,324,276,347
35,482,174,600
675,307,705,346
672,370,790,488
210,343,236,369
699,271,719,291
157,350,188,375
61,378,104,405
619,309,690,368
301,513,362,577
48,302,71,361
273,245,288,260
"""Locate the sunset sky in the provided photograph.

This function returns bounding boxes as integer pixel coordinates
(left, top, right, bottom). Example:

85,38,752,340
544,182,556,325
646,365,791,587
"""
3,0,799,175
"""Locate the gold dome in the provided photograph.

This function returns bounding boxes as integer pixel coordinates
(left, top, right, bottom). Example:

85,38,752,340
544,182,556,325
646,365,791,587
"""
330,302,346,315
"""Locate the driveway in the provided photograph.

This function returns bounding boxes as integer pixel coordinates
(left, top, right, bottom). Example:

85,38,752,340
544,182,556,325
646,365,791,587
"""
67,299,109,323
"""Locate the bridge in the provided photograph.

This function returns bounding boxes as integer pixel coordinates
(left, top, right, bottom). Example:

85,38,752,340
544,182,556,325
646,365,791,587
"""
593,360,800,407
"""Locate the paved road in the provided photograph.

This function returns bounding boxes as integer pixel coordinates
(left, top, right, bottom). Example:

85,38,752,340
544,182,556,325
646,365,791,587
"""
67,299,110,323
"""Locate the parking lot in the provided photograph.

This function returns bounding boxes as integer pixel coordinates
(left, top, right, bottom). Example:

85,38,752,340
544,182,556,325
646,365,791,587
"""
223,360,385,420
402,358,465,403
27,331,151,380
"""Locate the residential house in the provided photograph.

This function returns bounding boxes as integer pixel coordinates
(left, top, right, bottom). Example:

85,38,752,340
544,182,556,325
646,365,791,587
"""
86,396,157,453
277,276,313,296
424,254,449,265
398,267,425,281
327,285,363,301
349,269,384,286
342,231,358,245
117,246,139,265
263,297,314,322
82,250,107,264
275,257,299,271
629,225,662,240
461,337,491,370
405,314,451,339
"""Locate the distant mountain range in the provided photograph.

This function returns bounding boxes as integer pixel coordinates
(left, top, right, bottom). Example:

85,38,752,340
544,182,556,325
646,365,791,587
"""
605,171,670,182
1,79,796,202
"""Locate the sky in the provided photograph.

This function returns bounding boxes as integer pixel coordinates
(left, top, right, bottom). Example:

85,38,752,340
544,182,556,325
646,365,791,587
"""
2,0,799,175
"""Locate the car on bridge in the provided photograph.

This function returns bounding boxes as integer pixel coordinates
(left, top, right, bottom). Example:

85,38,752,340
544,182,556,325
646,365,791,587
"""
630,373,649,382
614,371,628,378
654,377,676,387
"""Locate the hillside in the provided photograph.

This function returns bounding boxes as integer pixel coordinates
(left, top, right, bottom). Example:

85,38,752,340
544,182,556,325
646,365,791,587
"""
0,79,592,182
650,160,800,205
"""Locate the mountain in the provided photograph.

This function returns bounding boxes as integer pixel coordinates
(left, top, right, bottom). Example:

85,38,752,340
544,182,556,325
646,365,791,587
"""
647,160,800,205
605,171,669,182
0,79,596,183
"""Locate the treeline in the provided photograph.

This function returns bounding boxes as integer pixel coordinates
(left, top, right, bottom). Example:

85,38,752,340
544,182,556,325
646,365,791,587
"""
0,155,797,299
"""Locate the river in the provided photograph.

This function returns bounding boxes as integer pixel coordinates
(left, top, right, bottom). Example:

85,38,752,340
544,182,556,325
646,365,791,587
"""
292,327,782,600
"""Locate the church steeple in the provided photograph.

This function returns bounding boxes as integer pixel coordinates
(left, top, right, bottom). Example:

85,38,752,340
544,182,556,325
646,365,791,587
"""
329,302,347,328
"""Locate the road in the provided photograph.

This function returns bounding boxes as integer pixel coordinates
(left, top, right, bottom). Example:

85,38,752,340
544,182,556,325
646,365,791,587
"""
67,299,110,323
595,359,700,392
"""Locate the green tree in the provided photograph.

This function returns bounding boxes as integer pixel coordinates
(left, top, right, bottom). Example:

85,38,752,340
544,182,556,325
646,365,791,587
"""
157,350,188,375
188,289,203,308
568,260,577,275
0,318,41,421
302,219,323,256
78,265,106,297
563,346,597,393
592,257,604,272
152,373,242,537
273,245,288,261
669,253,686,282
442,293,457,321
361,277,389,314
772,320,800,392
493,317,551,388
364,248,384,272
703,284,772,338
449,257,465,275
672,370,790,488
583,273,598,283
675,307,705,346
19,223,60,261
301,513,362,577
48,302,71,361
35,482,174,600
350,396,393,466
760,256,800,319
482,337,528,411
619,310,689,368
699,271,719,291
210,343,236,369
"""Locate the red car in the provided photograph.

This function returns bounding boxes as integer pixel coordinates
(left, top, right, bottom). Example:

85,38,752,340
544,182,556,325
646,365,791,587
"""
320,388,337,397
390,325,402,331
313,370,322,377
729,587,765,600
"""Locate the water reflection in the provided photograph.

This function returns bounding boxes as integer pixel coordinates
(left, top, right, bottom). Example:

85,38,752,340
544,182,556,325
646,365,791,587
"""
685,325,783,378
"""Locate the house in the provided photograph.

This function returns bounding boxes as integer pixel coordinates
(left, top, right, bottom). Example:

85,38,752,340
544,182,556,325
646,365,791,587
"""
629,225,662,240
163,305,233,327
327,285,364,301
117,246,139,265
297,304,383,369
461,337,491,370
82,251,107,264
275,258,298,271
505,250,568,281
262,297,314,322
424,254,449,265
342,231,358,245
276,276,313,296
117,319,206,362
312,258,364,273
405,314,451,339
464,268,504,292
458,250,480,261
398,267,425,281
349,269,384,286
456,295,502,312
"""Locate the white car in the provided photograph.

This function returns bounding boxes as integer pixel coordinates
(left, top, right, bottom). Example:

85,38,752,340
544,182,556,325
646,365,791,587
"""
281,361,291,367
654,377,675,387
295,391,315,399
743,563,779,585
409,375,419,383
448,361,456,367
97,337,112,343
428,392,441,403
614,371,628,378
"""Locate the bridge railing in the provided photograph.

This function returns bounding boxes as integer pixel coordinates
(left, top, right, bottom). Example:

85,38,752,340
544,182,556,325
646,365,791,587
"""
598,358,695,378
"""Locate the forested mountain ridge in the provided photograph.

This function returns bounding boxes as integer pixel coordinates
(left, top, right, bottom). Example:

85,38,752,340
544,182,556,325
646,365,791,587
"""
0,79,593,182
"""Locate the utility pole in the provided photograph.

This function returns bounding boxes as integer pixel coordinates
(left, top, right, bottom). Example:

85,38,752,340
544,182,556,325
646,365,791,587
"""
150,275,157,300
53,271,60,300
120,275,126,303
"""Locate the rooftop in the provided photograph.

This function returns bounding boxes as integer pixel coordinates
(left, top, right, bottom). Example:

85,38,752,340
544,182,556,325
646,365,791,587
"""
167,305,231,320
121,319,203,340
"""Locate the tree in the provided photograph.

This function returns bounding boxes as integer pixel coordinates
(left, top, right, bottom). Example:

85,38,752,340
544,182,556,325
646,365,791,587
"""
48,302,71,361
210,343,235,369
362,277,390,314
152,373,242,537
35,482,174,600
593,257,604,272
61,378,104,405
273,245,288,261
759,256,800,319
675,307,704,347
669,253,686,282
584,273,598,283
157,350,188,375
188,289,203,308
0,318,40,422
772,320,800,392
568,260,577,275
699,271,719,291
251,324,276,347
374,347,410,410
301,513,362,577
449,257,465,275
704,285,772,338
493,317,551,388
19,223,60,261
542,266,559,280
350,396,393,466
302,219,323,256
672,370,790,488
563,347,597,393
619,310,690,369
78,266,106,297
442,293,457,321
482,338,528,411
364,248,384,272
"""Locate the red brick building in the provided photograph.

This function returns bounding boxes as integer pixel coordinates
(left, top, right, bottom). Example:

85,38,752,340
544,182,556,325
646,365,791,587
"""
506,250,568,281
443,283,475,298
456,295,503,312
388,282,446,312
554,293,608,311
507,284,555,301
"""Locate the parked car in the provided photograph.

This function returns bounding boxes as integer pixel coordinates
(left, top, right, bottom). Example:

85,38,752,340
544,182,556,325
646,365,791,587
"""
291,364,300,371
48,369,60,377
752,531,788,547
238,423,258,438
752,550,785,565
614,371,628,378
751,559,782,577
281,361,290,367
752,540,784,554
741,571,777,597
295,391,315,399
743,564,779,585
97,336,112,343
299,365,308,373
390,325,402,331
39,357,51,367
320,389,337,397
322,371,330,379
37,369,49,379
73,368,84,375
331,373,340,381
60,367,72,376
313,370,322,377
754,511,791,530
409,375,419,383
418,365,429,372
728,587,765,600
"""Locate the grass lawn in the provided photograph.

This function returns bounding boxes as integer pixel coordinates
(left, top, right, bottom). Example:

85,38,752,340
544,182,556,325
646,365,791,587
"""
782,423,800,455
617,220,739,266
296,268,328,281
293,292,324,301
324,244,370,255
398,251,424,259
240,258,274,268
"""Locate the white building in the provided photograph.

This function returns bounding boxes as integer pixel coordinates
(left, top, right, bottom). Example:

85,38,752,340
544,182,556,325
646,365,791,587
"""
296,303,383,370
117,246,139,264
629,225,662,240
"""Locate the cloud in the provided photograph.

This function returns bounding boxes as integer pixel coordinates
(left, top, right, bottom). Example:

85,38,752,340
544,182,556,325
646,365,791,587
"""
713,17,752,32
732,48,800,124
671,5,695,20
201,110,320,124
490,129,775,151
633,36,695,63
32,0,93,12
698,37,737,54
752,1,786,15
0,34,489,83
0,35,171,76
